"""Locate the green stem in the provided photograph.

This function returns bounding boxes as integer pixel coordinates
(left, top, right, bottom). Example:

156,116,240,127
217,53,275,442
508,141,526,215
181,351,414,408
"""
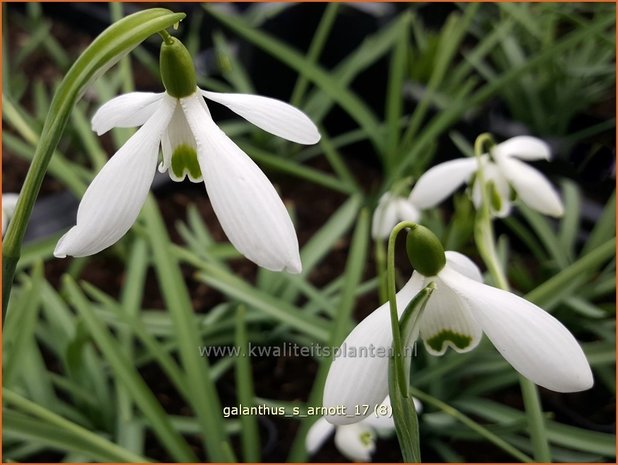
386,221,418,396
375,239,388,304
385,221,424,463
158,29,174,45
518,376,551,461
472,134,551,462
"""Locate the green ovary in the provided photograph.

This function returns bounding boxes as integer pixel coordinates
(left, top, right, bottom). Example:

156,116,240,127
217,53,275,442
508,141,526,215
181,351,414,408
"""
426,330,473,352
171,144,202,181
487,181,502,212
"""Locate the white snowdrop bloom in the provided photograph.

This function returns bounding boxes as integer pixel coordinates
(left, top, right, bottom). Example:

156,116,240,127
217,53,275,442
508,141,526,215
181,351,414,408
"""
2,193,19,237
54,37,320,273
307,396,417,462
323,227,592,426
371,192,422,239
410,136,564,218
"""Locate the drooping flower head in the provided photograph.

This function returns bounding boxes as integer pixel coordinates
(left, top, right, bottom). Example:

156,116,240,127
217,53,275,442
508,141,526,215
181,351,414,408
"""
307,396,418,461
409,136,564,218
323,225,592,425
54,35,320,273
372,191,422,240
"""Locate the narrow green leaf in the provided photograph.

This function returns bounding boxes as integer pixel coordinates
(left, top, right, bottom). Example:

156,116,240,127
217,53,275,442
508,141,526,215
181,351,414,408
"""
288,209,370,461
583,191,616,254
63,276,198,462
457,398,615,457
141,198,235,461
3,262,44,386
193,261,329,342
205,5,382,150
4,391,150,463
235,306,261,462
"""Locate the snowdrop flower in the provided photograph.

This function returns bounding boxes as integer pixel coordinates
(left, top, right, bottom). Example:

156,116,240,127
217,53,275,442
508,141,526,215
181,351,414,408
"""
54,36,320,273
372,192,422,239
323,226,592,425
307,396,417,462
410,136,564,218
2,193,19,237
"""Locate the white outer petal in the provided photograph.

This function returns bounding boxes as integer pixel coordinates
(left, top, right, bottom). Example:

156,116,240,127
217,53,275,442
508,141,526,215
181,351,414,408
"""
409,157,478,209
334,423,376,462
181,94,302,273
91,92,164,135
2,193,19,236
395,198,421,223
444,251,483,283
371,194,399,239
493,136,551,161
495,155,564,217
201,90,320,144
323,274,425,425
440,267,593,392
362,396,395,433
306,417,335,455
54,97,176,257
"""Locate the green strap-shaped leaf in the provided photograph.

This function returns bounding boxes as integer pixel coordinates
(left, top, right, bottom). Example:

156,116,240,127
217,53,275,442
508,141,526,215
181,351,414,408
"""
3,8,185,317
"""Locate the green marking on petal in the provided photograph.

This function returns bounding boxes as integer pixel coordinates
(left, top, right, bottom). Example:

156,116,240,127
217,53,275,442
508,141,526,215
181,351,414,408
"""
487,181,502,212
171,144,202,181
426,330,473,352
359,431,373,447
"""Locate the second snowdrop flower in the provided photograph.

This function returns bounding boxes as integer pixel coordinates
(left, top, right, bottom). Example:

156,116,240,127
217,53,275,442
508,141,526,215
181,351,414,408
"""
307,396,413,462
410,136,564,218
54,35,320,273
372,192,422,240
323,226,592,425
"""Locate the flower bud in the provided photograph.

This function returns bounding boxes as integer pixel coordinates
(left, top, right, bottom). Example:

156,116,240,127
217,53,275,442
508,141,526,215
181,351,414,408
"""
160,37,197,98
405,225,446,276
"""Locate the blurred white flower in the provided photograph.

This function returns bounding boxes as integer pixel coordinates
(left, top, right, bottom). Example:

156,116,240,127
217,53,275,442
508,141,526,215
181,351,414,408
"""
371,192,422,239
54,88,320,273
2,193,19,237
307,396,420,461
323,251,593,425
410,136,564,217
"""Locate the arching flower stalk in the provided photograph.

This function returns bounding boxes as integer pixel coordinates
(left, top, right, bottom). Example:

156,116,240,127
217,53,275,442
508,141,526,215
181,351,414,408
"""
54,33,320,273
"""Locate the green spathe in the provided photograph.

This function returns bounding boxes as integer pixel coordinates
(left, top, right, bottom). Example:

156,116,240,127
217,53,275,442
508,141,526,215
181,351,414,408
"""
405,225,446,277
160,37,197,98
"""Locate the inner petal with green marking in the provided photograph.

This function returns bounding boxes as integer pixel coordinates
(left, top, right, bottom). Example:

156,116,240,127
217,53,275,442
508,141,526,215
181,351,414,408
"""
419,280,483,356
359,431,373,447
170,144,202,182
